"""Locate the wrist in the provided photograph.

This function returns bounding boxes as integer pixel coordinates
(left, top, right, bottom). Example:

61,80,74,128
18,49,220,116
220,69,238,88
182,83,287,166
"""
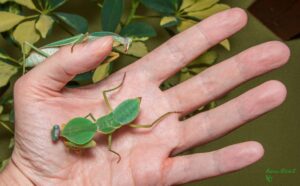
0,159,34,186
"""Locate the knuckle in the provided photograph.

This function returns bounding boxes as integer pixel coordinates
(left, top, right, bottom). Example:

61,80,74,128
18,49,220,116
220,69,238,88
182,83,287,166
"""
165,38,186,64
201,111,214,139
211,150,224,174
194,23,213,46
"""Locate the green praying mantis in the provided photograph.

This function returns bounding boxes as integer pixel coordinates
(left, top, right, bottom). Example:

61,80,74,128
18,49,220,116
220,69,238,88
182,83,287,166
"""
23,31,133,70
51,73,178,162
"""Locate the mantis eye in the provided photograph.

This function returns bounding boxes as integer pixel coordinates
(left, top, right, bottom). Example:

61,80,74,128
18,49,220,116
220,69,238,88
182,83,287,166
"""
51,125,60,142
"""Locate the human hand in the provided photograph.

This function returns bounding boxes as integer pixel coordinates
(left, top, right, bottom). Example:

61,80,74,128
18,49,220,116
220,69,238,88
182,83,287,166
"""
0,8,290,186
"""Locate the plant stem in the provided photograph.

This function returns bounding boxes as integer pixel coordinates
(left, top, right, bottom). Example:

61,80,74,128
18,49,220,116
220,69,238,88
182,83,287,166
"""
24,15,39,20
97,3,103,8
0,121,13,135
125,0,140,25
37,0,44,10
132,15,161,19
22,43,26,74
180,15,201,22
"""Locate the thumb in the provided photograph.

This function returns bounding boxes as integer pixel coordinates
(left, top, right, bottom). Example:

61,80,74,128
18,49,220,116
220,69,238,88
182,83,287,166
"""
16,36,113,93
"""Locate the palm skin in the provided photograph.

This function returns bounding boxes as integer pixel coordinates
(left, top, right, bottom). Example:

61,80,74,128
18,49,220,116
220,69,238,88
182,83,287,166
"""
2,8,290,186
14,69,180,185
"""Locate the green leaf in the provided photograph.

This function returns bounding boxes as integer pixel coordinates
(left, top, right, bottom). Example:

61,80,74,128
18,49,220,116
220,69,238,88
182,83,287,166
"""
71,72,93,86
160,16,179,27
8,138,14,149
0,159,9,172
183,0,219,12
15,0,37,10
0,0,9,4
120,22,156,38
35,15,54,38
0,105,3,114
46,0,66,10
116,41,148,58
101,0,123,32
54,12,88,33
179,70,193,82
61,117,97,145
0,2,22,14
179,0,195,10
177,19,197,32
92,63,111,83
0,61,17,88
187,3,230,19
12,20,40,51
139,0,178,15
189,50,217,66
0,50,18,64
0,11,25,32
220,39,230,51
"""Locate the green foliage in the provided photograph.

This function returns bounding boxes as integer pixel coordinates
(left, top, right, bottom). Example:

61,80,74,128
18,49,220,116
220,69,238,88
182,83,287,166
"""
0,62,17,88
0,0,232,171
92,62,111,83
120,22,156,38
35,15,55,38
139,0,179,15
54,12,88,34
160,16,179,27
0,11,25,32
101,0,123,32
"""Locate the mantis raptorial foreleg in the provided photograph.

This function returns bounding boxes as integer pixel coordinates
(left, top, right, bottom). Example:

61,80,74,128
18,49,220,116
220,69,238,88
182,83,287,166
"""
108,134,121,163
102,73,126,112
84,113,96,122
129,111,180,128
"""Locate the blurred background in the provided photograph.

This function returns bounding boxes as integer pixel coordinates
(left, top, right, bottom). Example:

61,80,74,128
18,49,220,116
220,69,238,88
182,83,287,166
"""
0,0,299,185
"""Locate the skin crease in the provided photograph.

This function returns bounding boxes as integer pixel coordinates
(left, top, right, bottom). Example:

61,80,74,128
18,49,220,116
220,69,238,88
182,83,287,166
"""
0,8,290,186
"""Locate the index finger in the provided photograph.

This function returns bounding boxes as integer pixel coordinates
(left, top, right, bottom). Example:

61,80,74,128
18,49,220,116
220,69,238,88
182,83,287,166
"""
130,8,247,84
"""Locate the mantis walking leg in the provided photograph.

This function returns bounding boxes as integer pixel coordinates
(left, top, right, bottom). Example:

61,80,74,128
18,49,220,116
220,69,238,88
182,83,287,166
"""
102,73,126,112
71,32,89,52
129,111,180,128
84,113,96,122
22,41,50,74
108,134,121,163
104,52,120,64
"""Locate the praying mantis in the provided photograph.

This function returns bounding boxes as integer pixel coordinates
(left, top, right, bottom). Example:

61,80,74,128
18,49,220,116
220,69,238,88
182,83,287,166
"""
51,73,179,162
23,31,133,70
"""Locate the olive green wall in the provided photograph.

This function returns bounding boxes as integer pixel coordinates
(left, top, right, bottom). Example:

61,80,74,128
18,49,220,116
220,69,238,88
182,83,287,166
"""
185,0,300,185
0,0,299,185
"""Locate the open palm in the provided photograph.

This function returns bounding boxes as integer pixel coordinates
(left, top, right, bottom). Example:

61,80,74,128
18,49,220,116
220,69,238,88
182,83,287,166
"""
8,8,289,186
